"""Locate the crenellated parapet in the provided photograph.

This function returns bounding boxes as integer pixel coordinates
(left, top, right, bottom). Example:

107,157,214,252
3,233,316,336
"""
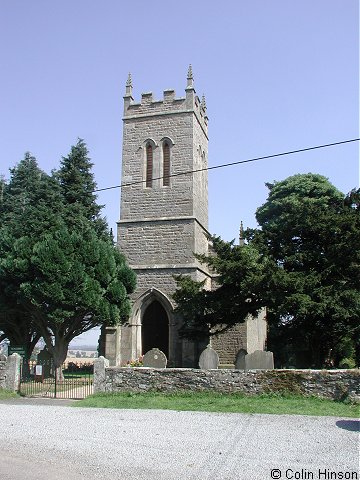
123,65,208,136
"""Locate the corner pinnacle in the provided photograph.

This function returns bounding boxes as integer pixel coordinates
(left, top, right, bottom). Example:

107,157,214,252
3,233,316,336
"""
187,64,193,80
201,94,207,111
239,221,245,246
186,64,194,88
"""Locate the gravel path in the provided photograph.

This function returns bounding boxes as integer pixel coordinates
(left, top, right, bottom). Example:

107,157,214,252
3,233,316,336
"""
0,401,358,480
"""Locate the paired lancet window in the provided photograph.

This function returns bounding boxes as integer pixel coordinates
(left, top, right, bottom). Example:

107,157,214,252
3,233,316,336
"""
146,143,153,188
145,139,171,188
162,142,170,187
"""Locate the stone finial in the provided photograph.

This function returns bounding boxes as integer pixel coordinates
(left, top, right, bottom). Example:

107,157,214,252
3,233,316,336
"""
201,94,207,111
187,64,193,80
239,221,245,246
187,64,194,88
125,72,133,96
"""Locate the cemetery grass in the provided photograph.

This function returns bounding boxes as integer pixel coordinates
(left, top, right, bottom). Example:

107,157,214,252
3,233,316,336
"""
0,389,18,400
75,392,360,417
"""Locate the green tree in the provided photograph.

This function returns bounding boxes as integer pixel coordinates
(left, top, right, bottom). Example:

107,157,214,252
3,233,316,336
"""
22,225,135,375
174,236,268,340
255,174,359,367
174,173,359,368
0,153,61,362
56,138,107,236
0,143,136,378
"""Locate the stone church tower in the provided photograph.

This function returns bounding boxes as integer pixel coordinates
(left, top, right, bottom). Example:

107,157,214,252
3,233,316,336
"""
102,67,267,367
103,67,211,367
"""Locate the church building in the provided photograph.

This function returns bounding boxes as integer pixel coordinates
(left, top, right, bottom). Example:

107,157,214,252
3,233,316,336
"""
102,67,267,367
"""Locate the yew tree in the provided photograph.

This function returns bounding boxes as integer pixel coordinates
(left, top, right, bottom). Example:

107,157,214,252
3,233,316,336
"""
255,174,360,367
0,142,136,376
173,236,269,340
174,173,359,368
0,153,61,361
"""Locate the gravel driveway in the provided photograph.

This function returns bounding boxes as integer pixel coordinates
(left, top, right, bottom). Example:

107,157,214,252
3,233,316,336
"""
0,400,358,480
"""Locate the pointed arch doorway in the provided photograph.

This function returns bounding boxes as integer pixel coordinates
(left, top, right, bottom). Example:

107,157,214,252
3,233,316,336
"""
142,300,169,358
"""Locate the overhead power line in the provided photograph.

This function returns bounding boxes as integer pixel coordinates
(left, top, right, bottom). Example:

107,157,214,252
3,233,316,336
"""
94,138,360,193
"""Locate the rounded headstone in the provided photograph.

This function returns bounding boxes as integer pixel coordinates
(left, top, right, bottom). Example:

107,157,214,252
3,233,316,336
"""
198,345,219,369
142,348,167,368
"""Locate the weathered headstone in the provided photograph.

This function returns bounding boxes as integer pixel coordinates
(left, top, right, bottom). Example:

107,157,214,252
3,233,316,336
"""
5,353,21,391
245,350,274,370
37,348,53,378
235,349,248,370
198,345,219,369
94,356,109,393
142,348,167,368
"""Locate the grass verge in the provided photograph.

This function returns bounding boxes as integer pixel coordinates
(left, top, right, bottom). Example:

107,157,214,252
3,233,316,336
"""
0,389,18,400
74,391,359,417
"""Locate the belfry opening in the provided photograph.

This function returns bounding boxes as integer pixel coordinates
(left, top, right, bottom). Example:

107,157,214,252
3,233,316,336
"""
142,300,169,357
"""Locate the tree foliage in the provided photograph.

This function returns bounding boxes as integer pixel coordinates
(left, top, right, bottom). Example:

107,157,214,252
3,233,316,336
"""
56,139,107,235
0,153,61,361
175,173,359,368
174,236,268,340
255,174,359,367
0,142,136,372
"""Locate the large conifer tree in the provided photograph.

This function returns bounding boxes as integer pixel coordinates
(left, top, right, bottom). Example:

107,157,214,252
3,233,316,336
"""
0,143,136,377
56,138,107,236
0,153,62,363
175,174,359,368
255,174,360,367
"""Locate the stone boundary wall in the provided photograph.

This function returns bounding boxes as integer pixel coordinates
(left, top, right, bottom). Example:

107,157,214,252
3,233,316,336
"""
0,355,6,389
0,354,21,392
93,358,359,401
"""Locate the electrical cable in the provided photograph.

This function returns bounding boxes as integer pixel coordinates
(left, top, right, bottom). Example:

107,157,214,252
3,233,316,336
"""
94,138,360,193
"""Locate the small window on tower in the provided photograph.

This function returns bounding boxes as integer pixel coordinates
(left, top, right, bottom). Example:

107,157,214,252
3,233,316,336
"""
146,143,153,188
163,142,170,186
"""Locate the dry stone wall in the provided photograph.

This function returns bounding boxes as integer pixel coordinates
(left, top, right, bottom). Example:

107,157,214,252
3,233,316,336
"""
95,363,359,401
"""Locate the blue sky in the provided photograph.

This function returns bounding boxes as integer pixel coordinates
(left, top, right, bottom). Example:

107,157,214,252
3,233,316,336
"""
1,0,358,345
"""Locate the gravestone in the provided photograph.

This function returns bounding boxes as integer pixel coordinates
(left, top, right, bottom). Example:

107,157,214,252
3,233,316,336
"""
198,345,219,369
235,349,248,369
37,348,53,378
142,348,167,368
245,350,274,370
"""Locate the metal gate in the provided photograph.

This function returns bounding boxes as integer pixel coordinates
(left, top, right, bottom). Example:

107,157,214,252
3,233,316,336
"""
20,360,93,399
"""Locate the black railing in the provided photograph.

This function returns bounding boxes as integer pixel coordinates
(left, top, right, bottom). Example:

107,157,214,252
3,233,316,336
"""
20,360,94,399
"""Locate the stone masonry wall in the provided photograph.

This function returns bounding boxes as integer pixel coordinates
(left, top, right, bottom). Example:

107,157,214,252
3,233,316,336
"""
192,111,208,228
0,356,6,389
118,218,196,267
110,74,213,369
120,113,194,221
130,266,209,306
125,89,208,135
99,366,360,401
212,323,248,366
212,313,267,366
0,354,21,392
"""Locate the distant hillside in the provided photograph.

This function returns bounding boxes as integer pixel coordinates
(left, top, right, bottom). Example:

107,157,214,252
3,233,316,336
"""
68,344,97,351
